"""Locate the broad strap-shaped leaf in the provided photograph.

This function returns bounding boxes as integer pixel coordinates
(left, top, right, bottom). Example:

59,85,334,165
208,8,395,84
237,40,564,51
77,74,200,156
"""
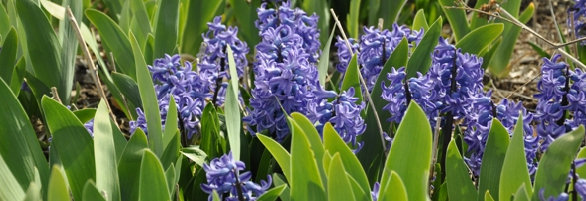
477,119,510,201
48,166,71,201
86,9,136,79
379,171,408,201
341,54,363,102
380,101,432,201
257,184,287,201
153,0,179,58
346,0,360,38
576,147,586,179
532,126,585,200
358,38,408,184
290,119,326,200
291,113,326,182
301,0,330,44
499,115,531,201
258,134,292,182
327,154,356,201
379,0,406,27
139,150,171,201
42,97,96,201
180,0,223,56
318,26,337,86
165,163,176,196
446,138,477,201
0,154,25,201
225,46,241,160
227,0,260,49
131,32,164,157
0,28,17,84
0,79,49,197
22,168,42,201
163,95,178,148
111,72,142,118
118,129,148,201
412,9,429,32
83,180,106,201
456,23,504,55
439,0,470,41
59,0,83,104
200,104,226,159
94,100,122,201
406,17,442,78
129,0,152,49
323,123,371,197
513,185,530,201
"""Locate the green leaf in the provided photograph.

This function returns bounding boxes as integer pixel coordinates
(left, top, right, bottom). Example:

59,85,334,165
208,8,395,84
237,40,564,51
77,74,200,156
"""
518,2,535,24
291,113,325,179
48,166,70,201
111,72,142,116
83,180,106,201
406,17,442,78
358,38,408,184
527,41,550,59
22,168,43,201
129,0,152,49
225,82,241,160
439,0,470,41
0,79,49,197
139,150,171,201
446,138,477,201
341,54,363,102
228,0,260,49
257,184,287,201
379,171,408,201
165,163,176,195
346,173,369,201
513,185,530,201
323,123,371,196
532,126,585,200
118,129,148,201
0,3,10,40
319,26,337,86
73,108,97,123
273,173,291,201
290,119,326,200
161,130,180,169
226,46,240,98
477,119,510,201
499,115,531,201
485,190,495,201
412,9,429,32
164,95,178,148
379,0,407,28
94,100,122,201
132,32,164,157
577,147,586,179
200,104,226,159
180,0,223,56
212,191,221,201
488,0,523,77
181,146,207,167
42,97,96,201
346,0,361,38
59,0,83,104
327,154,356,201
0,28,17,84
456,23,504,55
257,134,291,182
153,0,179,58
301,0,329,44
380,101,432,201
16,0,63,99
86,9,136,79
0,154,25,201
9,57,25,95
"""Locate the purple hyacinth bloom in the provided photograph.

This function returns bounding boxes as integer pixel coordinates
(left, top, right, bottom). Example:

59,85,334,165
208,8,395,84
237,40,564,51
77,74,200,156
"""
567,68,586,128
130,54,211,139
245,2,320,141
357,25,423,91
198,16,249,105
334,36,359,73
371,182,380,201
84,119,94,137
381,67,408,124
576,179,586,200
201,152,272,201
539,188,569,201
307,87,366,151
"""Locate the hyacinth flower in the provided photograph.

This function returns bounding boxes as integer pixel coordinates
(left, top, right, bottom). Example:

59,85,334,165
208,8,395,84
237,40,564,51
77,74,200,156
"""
335,24,423,91
198,16,249,106
84,119,94,137
307,87,366,151
130,54,210,139
534,55,574,150
201,152,271,201
371,182,380,201
569,0,586,45
245,1,321,141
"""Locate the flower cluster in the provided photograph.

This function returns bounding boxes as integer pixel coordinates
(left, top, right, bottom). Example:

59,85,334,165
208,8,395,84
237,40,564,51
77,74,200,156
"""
570,0,586,45
534,55,586,150
201,152,271,201
307,87,366,150
245,1,321,141
335,24,423,91
130,17,248,139
198,16,249,105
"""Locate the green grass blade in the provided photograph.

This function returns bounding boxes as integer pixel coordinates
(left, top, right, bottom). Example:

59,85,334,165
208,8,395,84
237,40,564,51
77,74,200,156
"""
42,97,96,201
380,101,432,201
532,126,585,200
